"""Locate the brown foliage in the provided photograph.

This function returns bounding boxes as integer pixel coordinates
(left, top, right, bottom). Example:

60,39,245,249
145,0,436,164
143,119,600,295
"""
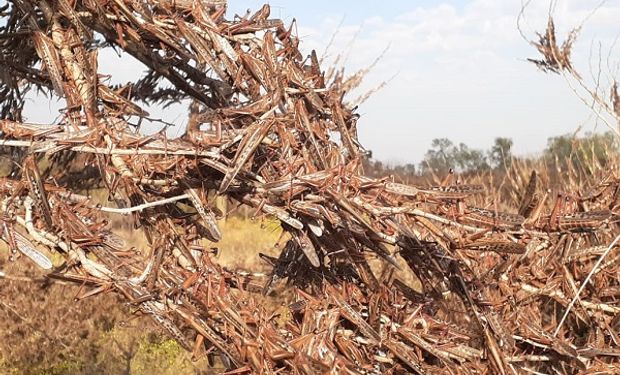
0,1,619,374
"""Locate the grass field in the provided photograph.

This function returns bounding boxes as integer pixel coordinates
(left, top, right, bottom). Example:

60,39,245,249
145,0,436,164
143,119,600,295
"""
0,215,286,375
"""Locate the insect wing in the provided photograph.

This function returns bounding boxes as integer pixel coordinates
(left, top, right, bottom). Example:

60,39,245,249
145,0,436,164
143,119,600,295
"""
13,231,53,269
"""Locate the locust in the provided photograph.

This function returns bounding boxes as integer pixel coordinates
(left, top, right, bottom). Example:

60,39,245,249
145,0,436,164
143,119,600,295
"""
0,2,619,374
0,214,52,269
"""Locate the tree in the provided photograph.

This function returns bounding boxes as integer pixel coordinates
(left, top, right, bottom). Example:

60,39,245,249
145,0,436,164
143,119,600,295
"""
455,143,490,171
420,138,489,173
544,132,618,170
420,138,455,173
403,163,416,176
489,137,513,169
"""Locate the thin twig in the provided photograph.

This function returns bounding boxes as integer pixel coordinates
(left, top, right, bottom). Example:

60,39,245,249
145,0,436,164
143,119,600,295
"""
0,139,222,158
97,193,191,214
553,234,620,336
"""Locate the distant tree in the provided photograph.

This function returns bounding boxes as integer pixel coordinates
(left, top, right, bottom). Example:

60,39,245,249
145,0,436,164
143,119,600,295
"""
453,143,490,172
489,137,513,169
403,163,416,176
420,138,489,173
373,160,384,171
420,138,455,173
545,132,618,170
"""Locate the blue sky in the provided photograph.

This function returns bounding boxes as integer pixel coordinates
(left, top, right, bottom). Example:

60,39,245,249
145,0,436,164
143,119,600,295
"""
24,1,620,164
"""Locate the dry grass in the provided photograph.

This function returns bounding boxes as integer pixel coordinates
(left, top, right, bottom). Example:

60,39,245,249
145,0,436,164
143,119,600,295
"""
215,216,284,270
0,244,209,374
110,214,285,270
0,216,285,375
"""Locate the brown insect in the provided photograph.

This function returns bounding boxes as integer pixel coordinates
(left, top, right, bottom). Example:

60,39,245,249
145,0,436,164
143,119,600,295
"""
518,170,539,218
23,155,53,229
0,214,52,269
461,239,526,254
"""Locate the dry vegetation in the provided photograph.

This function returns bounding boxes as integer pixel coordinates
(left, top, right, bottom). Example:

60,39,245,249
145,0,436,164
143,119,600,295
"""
0,1,619,374
0,218,286,375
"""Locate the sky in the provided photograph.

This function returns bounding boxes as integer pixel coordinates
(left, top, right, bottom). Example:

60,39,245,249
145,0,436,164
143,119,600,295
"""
24,0,620,164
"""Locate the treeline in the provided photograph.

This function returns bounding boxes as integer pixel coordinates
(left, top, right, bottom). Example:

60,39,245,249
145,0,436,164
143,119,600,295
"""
364,131,619,179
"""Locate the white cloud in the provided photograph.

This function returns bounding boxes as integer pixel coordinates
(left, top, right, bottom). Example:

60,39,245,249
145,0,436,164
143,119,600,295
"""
292,0,620,163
